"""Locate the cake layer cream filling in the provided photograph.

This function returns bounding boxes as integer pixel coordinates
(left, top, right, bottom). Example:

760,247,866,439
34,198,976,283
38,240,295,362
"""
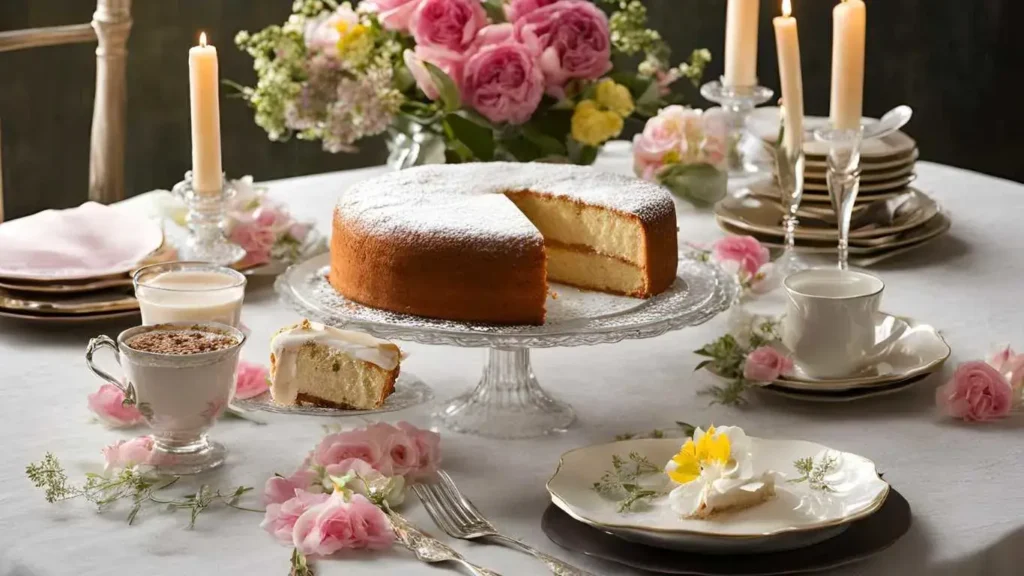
270,321,400,405
506,191,645,265
545,243,646,296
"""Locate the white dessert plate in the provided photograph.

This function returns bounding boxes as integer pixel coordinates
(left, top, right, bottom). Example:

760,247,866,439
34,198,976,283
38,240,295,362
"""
777,315,950,391
547,437,888,554
758,374,929,403
232,371,433,417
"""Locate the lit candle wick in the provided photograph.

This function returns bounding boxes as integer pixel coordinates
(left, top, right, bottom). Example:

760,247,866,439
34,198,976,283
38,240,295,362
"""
199,32,207,47
782,0,792,17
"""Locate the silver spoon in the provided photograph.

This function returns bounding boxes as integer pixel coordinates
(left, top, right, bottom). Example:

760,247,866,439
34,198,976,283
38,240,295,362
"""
862,105,913,140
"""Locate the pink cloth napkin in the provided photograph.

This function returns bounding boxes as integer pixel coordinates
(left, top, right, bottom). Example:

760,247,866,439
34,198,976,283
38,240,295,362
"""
0,202,164,280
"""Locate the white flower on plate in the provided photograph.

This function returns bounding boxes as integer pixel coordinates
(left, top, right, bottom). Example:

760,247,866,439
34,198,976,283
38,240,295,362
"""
664,426,778,518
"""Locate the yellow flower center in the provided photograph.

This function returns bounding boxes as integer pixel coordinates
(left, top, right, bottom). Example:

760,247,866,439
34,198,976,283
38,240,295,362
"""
667,425,732,485
335,21,372,64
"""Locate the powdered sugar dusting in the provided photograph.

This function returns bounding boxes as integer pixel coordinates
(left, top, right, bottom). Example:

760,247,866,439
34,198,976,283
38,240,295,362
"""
336,163,675,244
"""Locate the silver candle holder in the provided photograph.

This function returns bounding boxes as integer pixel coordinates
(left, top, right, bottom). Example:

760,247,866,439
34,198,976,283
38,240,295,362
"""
773,103,807,275
813,106,914,270
700,79,774,177
172,171,246,266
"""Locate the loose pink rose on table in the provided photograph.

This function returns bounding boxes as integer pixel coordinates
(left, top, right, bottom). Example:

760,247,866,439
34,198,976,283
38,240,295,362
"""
102,436,155,471
235,360,270,400
368,422,421,477
463,42,545,124
397,421,442,481
712,236,770,279
88,383,144,428
293,492,394,555
936,361,1014,422
411,0,487,56
988,346,1024,391
314,429,386,475
743,346,794,383
367,0,423,32
261,489,330,545
515,1,612,95
265,465,319,505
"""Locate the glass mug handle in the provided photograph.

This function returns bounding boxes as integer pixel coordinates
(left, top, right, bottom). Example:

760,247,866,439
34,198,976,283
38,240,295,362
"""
85,336,137,406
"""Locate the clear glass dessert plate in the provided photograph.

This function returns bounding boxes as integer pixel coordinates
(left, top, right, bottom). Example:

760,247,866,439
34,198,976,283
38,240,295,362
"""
233,371,432,417
274,253,737,349
274,252,738,438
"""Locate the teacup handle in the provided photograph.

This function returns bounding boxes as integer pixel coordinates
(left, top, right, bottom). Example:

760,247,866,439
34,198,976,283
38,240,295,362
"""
864,319,908,363
85,336,137,406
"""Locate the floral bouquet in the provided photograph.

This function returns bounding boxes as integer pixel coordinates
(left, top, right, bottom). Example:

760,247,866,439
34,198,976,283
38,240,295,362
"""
634,105,728,206
225,176,323,269
234,0,710,165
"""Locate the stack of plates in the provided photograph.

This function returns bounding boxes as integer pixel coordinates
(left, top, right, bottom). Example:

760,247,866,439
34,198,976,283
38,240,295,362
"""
543,436,911,574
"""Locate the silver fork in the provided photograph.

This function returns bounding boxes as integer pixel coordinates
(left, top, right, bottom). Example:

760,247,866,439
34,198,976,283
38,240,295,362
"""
414,471,594,576
385,508,502,576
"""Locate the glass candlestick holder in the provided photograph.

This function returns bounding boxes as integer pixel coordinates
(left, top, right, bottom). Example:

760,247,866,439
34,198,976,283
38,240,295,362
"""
773,105,808,275
812,127,863,270
700,79,774,177
172,171,246,266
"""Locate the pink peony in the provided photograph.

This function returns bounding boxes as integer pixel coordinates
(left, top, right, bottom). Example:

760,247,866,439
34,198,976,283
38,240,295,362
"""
314,429,387,475
937,361,1014,422
292,492,394,555
463,41,545,124
265,465,318,505
505,0,559,21
369,0,424,32
235,360,270,400
229,220,276,266
102,436,155,471
743,346,794,382
514,1,612,95
88,383,144,428
411,0,488,56
397,422,442,481
261,489,330,545
712,236,770,279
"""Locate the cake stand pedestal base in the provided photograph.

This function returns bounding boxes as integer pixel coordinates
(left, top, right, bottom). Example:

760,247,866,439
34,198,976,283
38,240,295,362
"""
433,348,575,439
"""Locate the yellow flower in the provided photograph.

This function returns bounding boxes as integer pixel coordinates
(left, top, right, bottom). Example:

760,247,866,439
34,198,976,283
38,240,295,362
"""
666,426,732,485
571,99,624,147
595,79,635,118
335,20,373,65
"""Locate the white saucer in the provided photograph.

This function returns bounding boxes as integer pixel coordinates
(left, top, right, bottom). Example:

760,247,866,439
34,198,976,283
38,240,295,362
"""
776,314,950,392
759,373,929,403
547,437,888,554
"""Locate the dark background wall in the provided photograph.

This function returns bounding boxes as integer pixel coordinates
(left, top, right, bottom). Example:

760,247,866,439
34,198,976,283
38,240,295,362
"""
0,0,1018,220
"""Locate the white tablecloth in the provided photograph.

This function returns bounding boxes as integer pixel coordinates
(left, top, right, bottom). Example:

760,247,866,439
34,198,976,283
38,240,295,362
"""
2,158,1023,576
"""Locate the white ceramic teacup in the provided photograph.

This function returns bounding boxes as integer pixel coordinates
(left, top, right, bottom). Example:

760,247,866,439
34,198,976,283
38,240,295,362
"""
85,322,245,474
782,269,906,379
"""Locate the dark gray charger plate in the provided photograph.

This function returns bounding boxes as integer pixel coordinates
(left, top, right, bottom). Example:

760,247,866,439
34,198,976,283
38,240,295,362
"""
542,488,910,575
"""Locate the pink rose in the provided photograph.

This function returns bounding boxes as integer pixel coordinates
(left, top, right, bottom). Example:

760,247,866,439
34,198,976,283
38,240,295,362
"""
229,220,275,266
397,422,442,481
404,49,443,101
88,383,144,428
463,42,545,124
411,0,487,57
369,0,424,32
314,429,386,474
236,360,270,400
261,489,330,545
102,436,155,471
936,361,1014,422
265,465,319,505
288,222,312,243
367,422,420,477
505,0,559,22
712,236,770,279
743,346,794,383
988,346,1024,391
253,204,286,227
293,492,394,555
633,106,729,181
515,1,612,95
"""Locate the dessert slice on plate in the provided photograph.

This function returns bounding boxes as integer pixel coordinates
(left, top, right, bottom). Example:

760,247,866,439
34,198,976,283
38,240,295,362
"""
269,319,401,409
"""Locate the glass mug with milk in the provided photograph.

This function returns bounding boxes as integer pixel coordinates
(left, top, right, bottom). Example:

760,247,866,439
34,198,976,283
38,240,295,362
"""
133,262,246,327
782,269,906,379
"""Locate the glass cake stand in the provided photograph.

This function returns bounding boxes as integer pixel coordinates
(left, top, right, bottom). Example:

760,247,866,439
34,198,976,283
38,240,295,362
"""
275,253,738,439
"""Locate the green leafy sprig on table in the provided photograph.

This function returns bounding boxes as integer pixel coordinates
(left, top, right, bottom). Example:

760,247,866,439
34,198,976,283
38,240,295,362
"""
694,318,781,407
592,452,667,512
615,421,697,441
25,453,260,527
789,453,840,493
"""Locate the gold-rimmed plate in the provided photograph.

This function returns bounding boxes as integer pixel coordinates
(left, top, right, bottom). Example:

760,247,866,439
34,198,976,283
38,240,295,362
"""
804,174,916,194
0,308,140,324
547,437,889,553
0,242,176,292
0,287,139,314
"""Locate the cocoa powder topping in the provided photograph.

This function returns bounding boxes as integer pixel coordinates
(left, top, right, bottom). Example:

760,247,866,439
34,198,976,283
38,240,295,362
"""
126,329,238,355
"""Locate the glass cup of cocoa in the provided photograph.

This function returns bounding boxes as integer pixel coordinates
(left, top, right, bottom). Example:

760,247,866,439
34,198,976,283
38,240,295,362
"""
85,322,245,474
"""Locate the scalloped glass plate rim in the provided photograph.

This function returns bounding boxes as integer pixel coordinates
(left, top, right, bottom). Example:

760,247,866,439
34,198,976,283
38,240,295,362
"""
232,370,432,416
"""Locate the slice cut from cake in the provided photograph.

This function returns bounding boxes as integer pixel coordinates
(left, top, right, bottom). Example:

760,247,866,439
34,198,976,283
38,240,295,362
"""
269,320,401,409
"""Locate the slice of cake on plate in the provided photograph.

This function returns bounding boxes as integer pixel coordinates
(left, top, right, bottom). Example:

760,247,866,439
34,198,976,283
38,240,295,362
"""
664,425,778,519
269,319,401,409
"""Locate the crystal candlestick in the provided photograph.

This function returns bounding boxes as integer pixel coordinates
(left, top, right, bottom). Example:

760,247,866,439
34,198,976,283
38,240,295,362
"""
773,105,808,274
813,127,863,270
172,171,246,266
700,79,774,177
